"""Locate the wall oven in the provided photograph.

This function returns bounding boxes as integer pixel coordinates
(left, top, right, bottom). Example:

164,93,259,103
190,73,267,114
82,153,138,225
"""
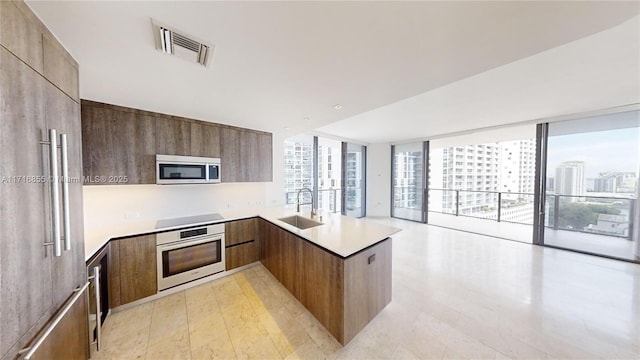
156,224,225,291
156,154,221,184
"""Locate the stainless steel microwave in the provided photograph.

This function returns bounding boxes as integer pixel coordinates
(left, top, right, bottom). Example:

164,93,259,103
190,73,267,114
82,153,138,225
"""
156,155,221,184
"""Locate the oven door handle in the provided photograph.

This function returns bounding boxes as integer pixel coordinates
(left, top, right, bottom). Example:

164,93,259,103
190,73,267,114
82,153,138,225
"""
158,236,221,252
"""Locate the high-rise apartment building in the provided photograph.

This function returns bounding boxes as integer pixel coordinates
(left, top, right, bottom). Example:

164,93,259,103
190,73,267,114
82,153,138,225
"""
555,161,585,198
283,139,313,204
430,139,536,223
345,150,361,211
499,139,536,194
317,140,342,212
393,150,423,211
437,144,500,215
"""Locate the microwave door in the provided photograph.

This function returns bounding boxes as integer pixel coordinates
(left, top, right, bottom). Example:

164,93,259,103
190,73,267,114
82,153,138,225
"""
158,163,206,183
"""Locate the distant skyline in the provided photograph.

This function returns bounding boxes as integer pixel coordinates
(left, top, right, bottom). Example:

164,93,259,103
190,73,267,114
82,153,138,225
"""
547,127,639,178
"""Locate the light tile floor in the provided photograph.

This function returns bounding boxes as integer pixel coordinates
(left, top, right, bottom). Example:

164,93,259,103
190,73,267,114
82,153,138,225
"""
96,218,640,359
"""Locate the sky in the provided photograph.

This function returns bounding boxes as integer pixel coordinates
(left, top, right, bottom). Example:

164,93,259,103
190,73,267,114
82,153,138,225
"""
547,127,639,178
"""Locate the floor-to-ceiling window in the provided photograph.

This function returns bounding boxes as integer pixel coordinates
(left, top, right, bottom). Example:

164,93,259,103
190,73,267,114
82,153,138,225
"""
284,134,314,206
539,110,639,261
317,137,342,213
428,125,536,242
343,143,366,218
392,142,425,222
284,134,366,218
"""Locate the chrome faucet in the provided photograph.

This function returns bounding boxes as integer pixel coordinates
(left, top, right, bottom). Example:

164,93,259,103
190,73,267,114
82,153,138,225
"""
296,188,316,218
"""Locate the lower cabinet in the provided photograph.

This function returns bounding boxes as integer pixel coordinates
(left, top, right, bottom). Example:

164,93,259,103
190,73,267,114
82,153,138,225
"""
225,218,259,270
259,219,392,345
108,234,158,306
225,242,258,270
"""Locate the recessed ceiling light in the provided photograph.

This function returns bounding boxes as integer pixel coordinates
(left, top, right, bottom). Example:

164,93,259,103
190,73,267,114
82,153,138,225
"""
333,104,342,110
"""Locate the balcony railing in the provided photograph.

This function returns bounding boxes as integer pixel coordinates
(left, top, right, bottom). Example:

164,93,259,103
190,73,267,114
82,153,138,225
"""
426,188,636,239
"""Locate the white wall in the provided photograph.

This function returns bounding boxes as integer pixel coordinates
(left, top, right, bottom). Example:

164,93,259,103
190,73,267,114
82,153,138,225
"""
366,142,391,217
82,131,287,230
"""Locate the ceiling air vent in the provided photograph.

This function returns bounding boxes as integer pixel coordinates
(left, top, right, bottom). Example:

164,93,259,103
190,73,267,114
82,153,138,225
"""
152,19,213,67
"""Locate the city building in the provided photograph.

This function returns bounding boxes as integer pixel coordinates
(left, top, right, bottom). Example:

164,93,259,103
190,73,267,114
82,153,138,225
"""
555,161,586,199
499,139,536,194
393,150,423,211
283,139,314,205
594,171,638,193
344,150,362,211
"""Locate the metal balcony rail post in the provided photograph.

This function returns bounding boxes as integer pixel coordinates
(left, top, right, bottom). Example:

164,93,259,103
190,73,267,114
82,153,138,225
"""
497,192,502,222
455,190,460,216
553,194,560,230
629,198,635,241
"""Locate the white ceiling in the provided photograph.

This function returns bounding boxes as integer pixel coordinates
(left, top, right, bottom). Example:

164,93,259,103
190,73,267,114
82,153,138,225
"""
27,1,639,143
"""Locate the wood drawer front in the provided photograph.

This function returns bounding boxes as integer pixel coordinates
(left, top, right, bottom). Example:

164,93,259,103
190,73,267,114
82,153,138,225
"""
225,218,257,246
225,241,257,270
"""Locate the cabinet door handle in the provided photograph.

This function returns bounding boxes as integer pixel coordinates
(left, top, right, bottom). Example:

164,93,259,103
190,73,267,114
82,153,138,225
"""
60,133,71,251
92,266,102,351
49,129,62,257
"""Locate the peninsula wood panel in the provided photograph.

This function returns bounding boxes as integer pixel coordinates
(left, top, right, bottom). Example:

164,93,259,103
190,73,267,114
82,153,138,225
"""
225,242,257,270
190,122,220,158
297,236,345,343
117,235,157,305
261,223,296,296
225,218,258,246
343,238,392,344
260,220,392,345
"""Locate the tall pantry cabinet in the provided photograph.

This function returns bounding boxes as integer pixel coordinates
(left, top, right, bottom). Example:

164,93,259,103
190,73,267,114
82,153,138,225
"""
0,1,88,359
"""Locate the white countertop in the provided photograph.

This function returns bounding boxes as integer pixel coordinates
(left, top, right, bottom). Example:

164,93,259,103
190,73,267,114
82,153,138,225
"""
84,206,401,261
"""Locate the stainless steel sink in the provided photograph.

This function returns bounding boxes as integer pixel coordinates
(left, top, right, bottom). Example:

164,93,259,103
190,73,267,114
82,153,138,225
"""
278,215,323,229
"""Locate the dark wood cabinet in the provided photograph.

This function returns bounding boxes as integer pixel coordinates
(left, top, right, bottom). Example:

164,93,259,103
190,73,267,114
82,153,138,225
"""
107,241,122,308
0,2,87,358
0,0,44,73
27,293,89,360
116,235,158,305
225,242,258,270
42,31,79,102
155,117,191,156
81,103,157,184
225,218,258,246
221,128,273,182
0,46,53,359
225,218,259,270
81,101,272,184
220,127,242,182
191,122,220,157
260,220,391,345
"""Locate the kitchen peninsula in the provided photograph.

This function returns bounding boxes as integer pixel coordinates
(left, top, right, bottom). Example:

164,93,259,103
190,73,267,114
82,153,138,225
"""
85,207,400,345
